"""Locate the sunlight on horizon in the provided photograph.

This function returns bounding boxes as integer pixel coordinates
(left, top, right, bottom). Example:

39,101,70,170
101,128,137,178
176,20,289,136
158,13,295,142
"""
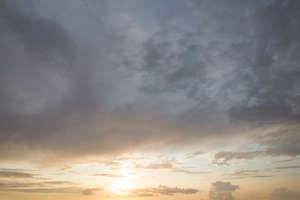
110,168,136,194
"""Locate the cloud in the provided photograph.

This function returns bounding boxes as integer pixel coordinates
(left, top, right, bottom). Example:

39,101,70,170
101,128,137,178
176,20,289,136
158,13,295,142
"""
134,162,173,170
222,166,300,180
0,171,36,179
0,187,101,196
185,151,205,159
272,157,300,164
212,150,300,166
130,185,199,197
0,0,300,166
209,181,239,200
0,181,73,188
224,168,272,180
270,188,300,200
0,180,100,196
133,160,210,175
0,0,146,165
275,165,300,170
91,173,124,178
212,124,300,165
212,151,260,166
81,188,102,196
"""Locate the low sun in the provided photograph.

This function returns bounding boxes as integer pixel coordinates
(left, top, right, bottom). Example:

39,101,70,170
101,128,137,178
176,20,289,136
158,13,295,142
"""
110,168,136,194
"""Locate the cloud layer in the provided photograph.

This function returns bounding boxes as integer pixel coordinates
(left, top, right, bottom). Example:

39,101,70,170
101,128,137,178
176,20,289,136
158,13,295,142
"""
0,0,300,166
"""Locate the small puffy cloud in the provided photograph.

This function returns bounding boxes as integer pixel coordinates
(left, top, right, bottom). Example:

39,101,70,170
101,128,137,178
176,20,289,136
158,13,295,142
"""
209,181,239,200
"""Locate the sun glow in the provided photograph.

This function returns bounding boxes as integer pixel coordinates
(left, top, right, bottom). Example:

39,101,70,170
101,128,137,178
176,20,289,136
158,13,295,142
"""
110,168,136,194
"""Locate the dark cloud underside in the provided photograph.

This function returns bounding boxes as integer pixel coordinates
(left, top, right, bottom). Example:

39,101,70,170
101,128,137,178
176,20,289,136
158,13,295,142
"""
0,0,299,164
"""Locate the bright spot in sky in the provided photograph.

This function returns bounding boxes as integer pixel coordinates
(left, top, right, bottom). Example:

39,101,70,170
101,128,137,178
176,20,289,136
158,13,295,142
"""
110,169,136,194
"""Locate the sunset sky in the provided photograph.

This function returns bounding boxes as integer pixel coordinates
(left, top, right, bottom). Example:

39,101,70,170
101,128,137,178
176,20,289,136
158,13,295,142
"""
1,0,300,200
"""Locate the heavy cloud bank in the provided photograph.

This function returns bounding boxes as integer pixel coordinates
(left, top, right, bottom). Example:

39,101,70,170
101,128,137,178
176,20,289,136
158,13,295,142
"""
0,0,300,164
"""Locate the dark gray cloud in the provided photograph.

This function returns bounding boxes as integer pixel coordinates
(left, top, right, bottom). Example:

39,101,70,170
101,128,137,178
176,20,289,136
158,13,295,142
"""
0,0,300,165
227,0,300,124
0,0,153,163
209,181,239,200
138,0,300,125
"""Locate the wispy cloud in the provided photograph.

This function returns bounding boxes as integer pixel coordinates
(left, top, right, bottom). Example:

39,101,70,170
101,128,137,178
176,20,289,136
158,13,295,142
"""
0,187,101,196
91,173,124,178
0,180,101,196
130,185,199,197
0,171,36,179
275,165,300,170
223,168,272,180
133,160,210,175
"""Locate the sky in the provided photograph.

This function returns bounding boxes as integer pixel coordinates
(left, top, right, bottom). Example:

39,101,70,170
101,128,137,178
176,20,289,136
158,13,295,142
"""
0,0,300,200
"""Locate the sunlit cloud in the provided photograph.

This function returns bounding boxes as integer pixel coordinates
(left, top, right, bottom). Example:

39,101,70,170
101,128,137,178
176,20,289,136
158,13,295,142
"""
129,185,199,197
